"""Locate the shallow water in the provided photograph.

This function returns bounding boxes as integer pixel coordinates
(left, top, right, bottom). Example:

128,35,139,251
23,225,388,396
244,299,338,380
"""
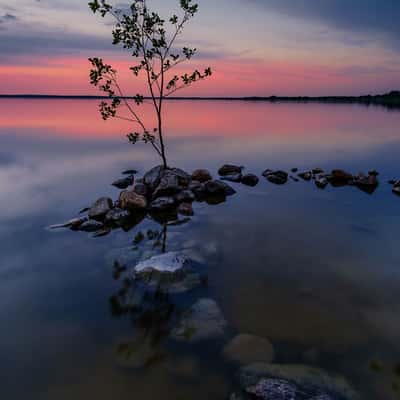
1,99,400,399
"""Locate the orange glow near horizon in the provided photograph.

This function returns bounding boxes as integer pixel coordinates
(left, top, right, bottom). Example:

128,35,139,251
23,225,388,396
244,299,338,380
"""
1,54,399,97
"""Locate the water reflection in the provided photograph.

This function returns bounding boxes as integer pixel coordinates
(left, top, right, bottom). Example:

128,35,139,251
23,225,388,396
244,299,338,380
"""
1,99,400,399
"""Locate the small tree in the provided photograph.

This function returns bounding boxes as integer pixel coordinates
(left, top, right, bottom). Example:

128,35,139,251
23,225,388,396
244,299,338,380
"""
88,0,212,168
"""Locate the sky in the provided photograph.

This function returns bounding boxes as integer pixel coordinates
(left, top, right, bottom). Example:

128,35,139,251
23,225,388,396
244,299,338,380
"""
0,0,400,96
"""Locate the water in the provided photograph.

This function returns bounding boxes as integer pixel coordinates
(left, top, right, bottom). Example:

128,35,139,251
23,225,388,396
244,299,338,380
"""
1,99,400,399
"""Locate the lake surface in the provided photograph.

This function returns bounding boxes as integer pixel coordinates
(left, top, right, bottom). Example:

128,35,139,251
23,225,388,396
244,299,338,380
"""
1,99,400,399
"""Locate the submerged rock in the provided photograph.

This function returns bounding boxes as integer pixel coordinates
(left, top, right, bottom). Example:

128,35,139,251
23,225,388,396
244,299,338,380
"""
191,169,212,183
222,334,275,365
245,378,297,400
218,164,243,176
88,197,113,220
241,173,259,187
79,220,104,232
263,170,288,185
238,363,358,400
119,191,147,210
133,252,189,275
114,335,164,369
171,298,227,342
112,176,134,189
222,173,242,183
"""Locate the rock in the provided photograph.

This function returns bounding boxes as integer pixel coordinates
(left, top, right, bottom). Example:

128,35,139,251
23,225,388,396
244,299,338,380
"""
290,176,300,182
388,179,397,185
143,165,165,191
48,216,87,230
222,334,274,365
88,197,113,220
133,252,189,275
169,168,191,187
315,175,328,189
353,172,379,194
291,168,298,173
114,335,163,369
112,176,134,189
191,169,212,183
205,180,236,196
152,168,191,198
263,170,288,185
153,170,180,198
105,208,131,226
312,168,324,175
218,164,243,176
133,183,148,197
298,171,312,181
238,363,358,400
119,191,147,210
92,227,111,237
393,186,400,196
175,190,195,203
222,173,242,183
79,220,104,232
122,169,138,175
245,378,297,400
150,196,176,212
171,298,227,342
178,202,194,216
328,170,353,187
241,173,259,187
368,170,379,176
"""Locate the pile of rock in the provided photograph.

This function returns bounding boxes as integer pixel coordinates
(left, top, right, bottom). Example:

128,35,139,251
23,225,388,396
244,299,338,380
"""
50,165,237,236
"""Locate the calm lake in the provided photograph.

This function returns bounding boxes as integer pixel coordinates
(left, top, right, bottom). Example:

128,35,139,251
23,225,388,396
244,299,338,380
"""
1,99,400,399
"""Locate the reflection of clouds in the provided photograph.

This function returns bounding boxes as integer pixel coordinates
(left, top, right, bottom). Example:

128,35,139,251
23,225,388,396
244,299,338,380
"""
0,147,150,221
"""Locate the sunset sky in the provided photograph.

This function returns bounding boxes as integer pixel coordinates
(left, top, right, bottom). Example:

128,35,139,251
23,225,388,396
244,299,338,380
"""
1,0,400,96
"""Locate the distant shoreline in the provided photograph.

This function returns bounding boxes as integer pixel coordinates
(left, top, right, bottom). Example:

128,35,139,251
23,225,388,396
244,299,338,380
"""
1,91,399,108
